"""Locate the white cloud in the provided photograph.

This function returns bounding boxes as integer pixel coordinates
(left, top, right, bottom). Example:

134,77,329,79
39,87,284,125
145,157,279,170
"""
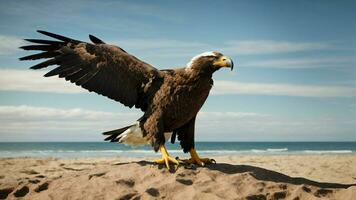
115,39,351,69
0,105,136,121
0,105,266,141
1,69,355,98
212,80,356,97
222,40,332,55
0,69,86,93
241,56,356,69
0,35,25,55
0,105,141,133
114,38,335,60
0,105,355,141
0,105,260,130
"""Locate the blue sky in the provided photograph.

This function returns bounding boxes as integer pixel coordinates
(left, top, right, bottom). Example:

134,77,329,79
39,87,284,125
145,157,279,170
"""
0,0,355,141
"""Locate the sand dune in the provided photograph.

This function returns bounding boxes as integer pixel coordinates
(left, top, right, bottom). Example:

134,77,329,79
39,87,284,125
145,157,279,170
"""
0,155,355,200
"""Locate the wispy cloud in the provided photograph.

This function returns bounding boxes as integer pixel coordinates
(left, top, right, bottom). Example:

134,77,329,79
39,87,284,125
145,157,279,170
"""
0,105,354,141
0,105,141,141
114,38,336,60
0,1,181,35
0,105,138,121
241,56,356,69
221,40,332,55
0,105,261,129
0,105,264,141
115,39,353,70
0,105,272,141
213,80,356,97
0,105,141,134
0,69,85,94
196,114,356,141
0,35,25,55
1,69,355,98
115,39,210,61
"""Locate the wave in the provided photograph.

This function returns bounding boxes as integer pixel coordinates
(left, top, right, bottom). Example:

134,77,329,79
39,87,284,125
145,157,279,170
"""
0,148,353,158
250,148,289,153
301,150,353,154
267,148,288,152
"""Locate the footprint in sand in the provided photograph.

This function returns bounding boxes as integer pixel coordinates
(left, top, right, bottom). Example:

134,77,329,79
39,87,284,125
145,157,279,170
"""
246,194,267,200
314,189,333,197
115,179,135,188
35,182,49,193
14,185,29,197
0,187,14,199
176,178,193,185
145,187,160,197
301,185,311,193
273,191,287,200
279,184,288,190
29,179,41,184
118,192,140,200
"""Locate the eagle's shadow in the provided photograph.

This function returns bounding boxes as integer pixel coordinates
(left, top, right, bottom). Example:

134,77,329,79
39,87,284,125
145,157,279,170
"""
131,160,356,189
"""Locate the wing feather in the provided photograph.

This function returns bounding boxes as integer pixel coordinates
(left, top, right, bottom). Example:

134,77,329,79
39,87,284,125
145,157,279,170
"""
20,44,60,51
89,34,105,44
20,30,161,110
19,51,61,60
30,59,58,69
24,39,64,45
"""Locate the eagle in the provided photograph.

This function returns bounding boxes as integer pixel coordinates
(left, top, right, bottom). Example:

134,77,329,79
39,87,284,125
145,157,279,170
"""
20,31,234,169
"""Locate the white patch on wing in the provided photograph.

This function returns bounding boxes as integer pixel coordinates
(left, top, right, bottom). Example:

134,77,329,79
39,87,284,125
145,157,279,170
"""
186,51,217,69
118,122,173,146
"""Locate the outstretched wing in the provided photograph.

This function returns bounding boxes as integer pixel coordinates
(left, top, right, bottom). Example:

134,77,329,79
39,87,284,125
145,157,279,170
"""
20,30,161,110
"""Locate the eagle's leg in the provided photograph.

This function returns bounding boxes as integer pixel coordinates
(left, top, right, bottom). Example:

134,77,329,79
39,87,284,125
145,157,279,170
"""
154,144,179,169
186,148,215,166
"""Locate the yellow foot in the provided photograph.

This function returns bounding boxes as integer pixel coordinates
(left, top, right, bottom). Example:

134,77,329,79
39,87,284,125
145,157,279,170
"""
185,148,216,167
154,145,179,170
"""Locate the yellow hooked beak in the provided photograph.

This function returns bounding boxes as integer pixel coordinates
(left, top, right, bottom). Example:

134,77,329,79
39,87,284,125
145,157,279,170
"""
213,56,234,71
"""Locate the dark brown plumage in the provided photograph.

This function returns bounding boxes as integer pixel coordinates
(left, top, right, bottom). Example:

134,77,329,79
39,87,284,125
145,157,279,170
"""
20,31,233,167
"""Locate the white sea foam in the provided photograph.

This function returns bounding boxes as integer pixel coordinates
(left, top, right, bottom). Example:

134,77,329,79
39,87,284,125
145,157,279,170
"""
266,148,288,152
301,150,353,154
0,148,353,158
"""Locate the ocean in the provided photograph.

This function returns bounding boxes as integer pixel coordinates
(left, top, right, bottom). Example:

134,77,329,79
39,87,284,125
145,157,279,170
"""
0,142,355,158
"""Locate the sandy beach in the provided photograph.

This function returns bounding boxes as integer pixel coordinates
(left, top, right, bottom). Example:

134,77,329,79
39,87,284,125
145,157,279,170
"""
0,155,355,200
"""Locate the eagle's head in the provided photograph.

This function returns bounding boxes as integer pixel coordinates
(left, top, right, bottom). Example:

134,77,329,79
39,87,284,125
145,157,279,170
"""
186,52,234,73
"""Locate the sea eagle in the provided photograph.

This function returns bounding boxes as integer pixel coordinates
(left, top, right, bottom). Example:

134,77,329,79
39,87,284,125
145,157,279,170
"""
20,31,234,169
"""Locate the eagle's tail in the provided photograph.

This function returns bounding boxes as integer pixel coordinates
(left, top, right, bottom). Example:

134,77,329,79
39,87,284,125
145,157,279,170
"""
103,125,132,142
102,122,148,145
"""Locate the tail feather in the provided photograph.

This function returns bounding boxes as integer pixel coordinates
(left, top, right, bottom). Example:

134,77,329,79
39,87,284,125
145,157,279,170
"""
103,125,132,142
103,122,149,146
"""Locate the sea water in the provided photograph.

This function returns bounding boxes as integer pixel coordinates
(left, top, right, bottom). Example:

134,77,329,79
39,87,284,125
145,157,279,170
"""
0,142,354,158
